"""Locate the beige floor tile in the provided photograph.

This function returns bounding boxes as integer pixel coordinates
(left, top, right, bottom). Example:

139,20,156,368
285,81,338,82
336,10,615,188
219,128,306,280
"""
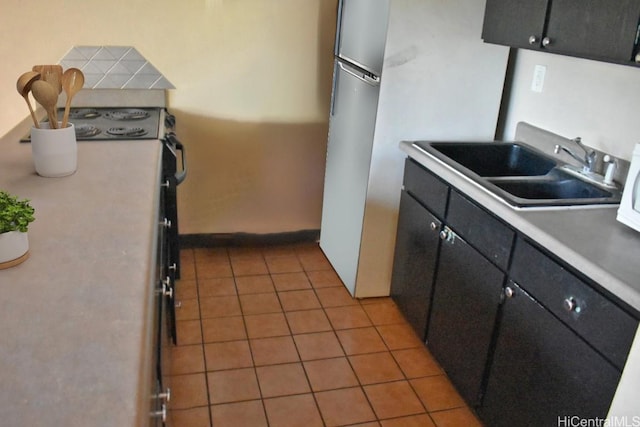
410,376,466,412
207,368,261,404
271,272,312,291
198,277,237,297
315,387,376,427
361,300,406,325
170,344,205,375
239,292,282,315
349,352,404,385
201,316,246,343
285,309,333,334
193,247,228,264
380,414,436,427
235,275,275,294
231,258,269,276
169,406,210,427
303,357,359,392
325,305,373,330
297,252,333,272
364,380,425,420
204,340,253,371
429,407,483,427
264,394,324,427
196,260,233,279
176,279,198,300
176,319,203,346
210,400,268,427
392,348,442,379
306,269,343,288
250,336,300,366
278,289,321,311
336,327,388,355
266,255,303,274
316,286,359,307
244,312,290,339
376,323,423,350
169,373,208,409
293,331,344,361
200,295,242,318
256,362,311,398
175,297,200,321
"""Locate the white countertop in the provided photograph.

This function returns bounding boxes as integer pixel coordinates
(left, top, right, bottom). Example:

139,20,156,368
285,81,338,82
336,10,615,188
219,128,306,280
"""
0,121,162,427
400,141,640,313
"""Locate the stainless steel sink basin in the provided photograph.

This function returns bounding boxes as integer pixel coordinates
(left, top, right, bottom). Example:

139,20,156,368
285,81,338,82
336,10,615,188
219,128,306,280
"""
412,141,622,208
428,142,556,177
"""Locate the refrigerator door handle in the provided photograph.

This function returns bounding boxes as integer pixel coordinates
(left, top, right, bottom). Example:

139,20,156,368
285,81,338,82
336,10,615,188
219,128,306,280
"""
338,61,380,87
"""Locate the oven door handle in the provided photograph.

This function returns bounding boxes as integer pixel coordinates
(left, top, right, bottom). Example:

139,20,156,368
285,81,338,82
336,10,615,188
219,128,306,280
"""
165,133,187,185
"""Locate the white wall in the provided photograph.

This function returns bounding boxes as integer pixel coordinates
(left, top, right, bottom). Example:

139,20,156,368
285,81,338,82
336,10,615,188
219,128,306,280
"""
500,49,640,160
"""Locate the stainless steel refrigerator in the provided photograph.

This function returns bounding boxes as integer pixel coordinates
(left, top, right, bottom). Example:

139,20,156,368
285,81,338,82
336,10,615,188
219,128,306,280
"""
320,0,509,297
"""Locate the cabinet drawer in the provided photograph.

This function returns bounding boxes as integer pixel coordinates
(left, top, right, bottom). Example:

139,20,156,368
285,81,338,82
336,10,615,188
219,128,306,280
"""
446,190,514,270
511,238,638,370
403,158,448,219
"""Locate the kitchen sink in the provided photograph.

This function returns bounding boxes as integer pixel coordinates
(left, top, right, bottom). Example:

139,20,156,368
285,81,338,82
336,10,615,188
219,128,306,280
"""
412,140,622,208
428,142,556,177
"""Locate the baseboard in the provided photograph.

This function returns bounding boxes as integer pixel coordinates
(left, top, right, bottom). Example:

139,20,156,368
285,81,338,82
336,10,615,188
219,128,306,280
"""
179,229,321,248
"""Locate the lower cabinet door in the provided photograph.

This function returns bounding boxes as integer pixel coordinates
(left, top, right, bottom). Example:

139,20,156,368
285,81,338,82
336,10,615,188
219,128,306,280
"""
480,282,621,427
427,228,504,406
390,191,441,340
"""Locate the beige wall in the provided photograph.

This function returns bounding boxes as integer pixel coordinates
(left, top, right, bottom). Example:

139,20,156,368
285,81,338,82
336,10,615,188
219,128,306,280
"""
500,49,640,161
1,0,337,235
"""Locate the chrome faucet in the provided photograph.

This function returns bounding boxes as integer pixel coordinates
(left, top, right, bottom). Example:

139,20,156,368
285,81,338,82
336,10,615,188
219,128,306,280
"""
554,137,597,172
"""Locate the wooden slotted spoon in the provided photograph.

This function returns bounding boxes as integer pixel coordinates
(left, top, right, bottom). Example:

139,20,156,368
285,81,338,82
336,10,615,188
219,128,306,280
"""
61,68,84,128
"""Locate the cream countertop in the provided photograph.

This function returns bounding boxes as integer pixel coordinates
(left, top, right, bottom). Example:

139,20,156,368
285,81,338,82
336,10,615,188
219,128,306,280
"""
0,120,163,427
399,140,640,420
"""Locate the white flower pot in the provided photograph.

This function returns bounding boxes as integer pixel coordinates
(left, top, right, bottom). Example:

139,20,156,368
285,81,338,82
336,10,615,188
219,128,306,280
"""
30,122,77,177
0,231,29,269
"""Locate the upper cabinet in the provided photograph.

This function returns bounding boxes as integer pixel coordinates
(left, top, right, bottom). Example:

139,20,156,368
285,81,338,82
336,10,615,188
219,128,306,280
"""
482,0,640,65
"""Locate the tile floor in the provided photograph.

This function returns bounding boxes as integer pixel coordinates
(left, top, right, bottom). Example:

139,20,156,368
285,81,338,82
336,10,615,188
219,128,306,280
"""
167,242,483,427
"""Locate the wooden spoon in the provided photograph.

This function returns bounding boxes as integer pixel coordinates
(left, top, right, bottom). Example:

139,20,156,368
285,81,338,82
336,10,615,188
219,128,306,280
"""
16,71,41,128
31,80,59,129
61,68,84,128
33,65,63,93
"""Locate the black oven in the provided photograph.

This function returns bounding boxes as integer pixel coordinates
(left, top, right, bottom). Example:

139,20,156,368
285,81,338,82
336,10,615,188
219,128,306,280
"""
160,110,186,345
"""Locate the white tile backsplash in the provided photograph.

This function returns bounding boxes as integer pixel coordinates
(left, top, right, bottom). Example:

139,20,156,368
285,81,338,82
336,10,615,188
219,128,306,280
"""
59,46,175,89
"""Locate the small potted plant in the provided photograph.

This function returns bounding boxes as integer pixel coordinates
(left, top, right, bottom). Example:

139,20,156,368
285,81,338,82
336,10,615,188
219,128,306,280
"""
0,190,35,268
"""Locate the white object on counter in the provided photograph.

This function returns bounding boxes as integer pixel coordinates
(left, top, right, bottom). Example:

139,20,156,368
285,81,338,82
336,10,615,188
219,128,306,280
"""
617,143,640,232
30,122,77,177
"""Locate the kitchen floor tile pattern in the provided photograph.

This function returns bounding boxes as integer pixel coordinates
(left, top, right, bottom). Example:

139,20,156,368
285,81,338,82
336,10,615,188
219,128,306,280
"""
168,243,483,427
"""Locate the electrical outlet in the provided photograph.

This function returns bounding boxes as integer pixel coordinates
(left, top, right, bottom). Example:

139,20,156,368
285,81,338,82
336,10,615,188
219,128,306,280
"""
531,65,546,93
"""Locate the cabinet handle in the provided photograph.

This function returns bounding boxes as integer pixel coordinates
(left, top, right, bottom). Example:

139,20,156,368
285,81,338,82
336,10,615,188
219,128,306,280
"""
161,218,172,228
563,297,580,313
528,35,538,45
169,263,177,271
150,404,167,422
439,227,455,243
542,37,551,47
153,388,171,402
430,222,438,231
161,179,170,188
504,286,515,299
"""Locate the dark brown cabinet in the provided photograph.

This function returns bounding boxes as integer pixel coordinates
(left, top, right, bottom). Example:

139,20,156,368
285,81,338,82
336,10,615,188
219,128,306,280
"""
390,190,442,340
391,157,639,425
427,226,504,406
482,0,640,64
480,281,622,426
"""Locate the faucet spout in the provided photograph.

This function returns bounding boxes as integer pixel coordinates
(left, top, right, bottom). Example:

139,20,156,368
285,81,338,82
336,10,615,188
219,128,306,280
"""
554,137,597,172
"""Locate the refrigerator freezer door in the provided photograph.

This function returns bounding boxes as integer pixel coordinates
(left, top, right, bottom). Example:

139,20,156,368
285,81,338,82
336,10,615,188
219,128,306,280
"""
320,60,381,295
336,0,390,75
